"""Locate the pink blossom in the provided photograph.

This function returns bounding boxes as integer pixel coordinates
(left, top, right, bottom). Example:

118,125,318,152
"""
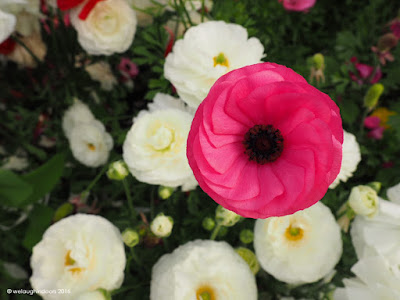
279,0,316,12
364,116,381,129
349,57,382,85
364,116,384,140
118,57,139,79
390,19,400,39
187,63,343,219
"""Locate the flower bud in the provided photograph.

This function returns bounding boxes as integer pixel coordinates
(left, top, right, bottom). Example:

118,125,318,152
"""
122,228,140,247
239,229,254,244
348,185,379,218
158,186,175,200
364,83,384,110
53,203,74,222
215,205,241,227
107,160,129,181
367,181,381,193
202,217,215,231
377,33,398,52
150,213,174,238
312,53,325,70
235,247,260,275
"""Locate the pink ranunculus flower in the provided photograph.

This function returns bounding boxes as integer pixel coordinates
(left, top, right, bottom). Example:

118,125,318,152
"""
187,63,343,219
279,0,316,12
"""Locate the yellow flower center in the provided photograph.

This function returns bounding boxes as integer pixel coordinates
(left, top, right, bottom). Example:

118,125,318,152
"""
285,225,304,242
213,53,229,68
370,107,396,129
196,285,216,300
64,250,84,274
87,143,96,151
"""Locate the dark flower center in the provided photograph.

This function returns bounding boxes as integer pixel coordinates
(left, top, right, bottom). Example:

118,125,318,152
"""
243,125,284,164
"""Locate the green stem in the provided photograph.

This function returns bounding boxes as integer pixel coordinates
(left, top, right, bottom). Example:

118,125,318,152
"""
210,223,222,240
130,247,141,265
11,35,42,66
80,164,108,198
123,178,138,220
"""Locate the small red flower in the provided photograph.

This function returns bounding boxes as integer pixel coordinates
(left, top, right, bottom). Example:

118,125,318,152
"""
57,0,104,20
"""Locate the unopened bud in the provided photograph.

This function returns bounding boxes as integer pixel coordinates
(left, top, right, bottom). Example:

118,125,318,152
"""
239,229,254,244
202,217,215,231
367,181,381,193
107,160,129,181
53,203,74,222
215,205,241,227
364,83,384,110
158,186,175,200
377,33,398,52
235,247,260,275
312,53,324,70
348,185,379,218
122,228,140,247
150,213,174,238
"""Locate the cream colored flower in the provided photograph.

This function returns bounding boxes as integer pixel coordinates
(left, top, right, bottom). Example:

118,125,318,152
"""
164,21,265,108
254,202,342,284
76,291,107,300
333,256,400,300
350,198,400,261
7,31,46,68
70,0,137,55
123,93,197,190
348,185,379,218
62,99,96,140
69,121,113,168
150,213,174,237
0,9,16,44
30,214,126,300
1,155,28,171
85,61,117,91
387,182,400,204
329,130,361,189
150,240,257,300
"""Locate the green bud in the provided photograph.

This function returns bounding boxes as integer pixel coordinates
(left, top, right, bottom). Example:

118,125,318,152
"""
158,186,175,200
312,53,325,70
367,181,382,193
217,226,228,237
215,205,241,227
107,160,129,181
122,228,140,247
364,83,384,110
53,203,74,222
239,229,254,244
202,217,215,231
235,247,260,275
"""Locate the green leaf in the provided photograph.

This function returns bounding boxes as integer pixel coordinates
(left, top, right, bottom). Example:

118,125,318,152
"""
339,100,360,125
21,153,65,204
0,169,33,208
22,204,54,250
387,115,400,141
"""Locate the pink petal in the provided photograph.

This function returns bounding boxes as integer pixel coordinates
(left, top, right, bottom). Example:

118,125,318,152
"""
364,116,381,129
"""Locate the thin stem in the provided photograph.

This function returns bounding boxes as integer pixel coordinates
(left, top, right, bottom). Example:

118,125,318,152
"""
11,35,42,66
210,223,222,240
80,164,108,198
123,178,138,220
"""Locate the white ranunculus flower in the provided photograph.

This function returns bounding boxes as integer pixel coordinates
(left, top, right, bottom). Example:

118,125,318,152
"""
0,9,16,44
76,291,107,300
387,181,400,204
69,120,113,168
329,130,361,189
150,240,257,300
62,99,96,140
70,0,137,55
30,214,126,300
1,155,28,170
85,61,117,91
164,21,265,108
348,185,379,218
350,198,400,262
254,202,342,284
123,93,197,190
333,256,400,300
150,213,174,237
